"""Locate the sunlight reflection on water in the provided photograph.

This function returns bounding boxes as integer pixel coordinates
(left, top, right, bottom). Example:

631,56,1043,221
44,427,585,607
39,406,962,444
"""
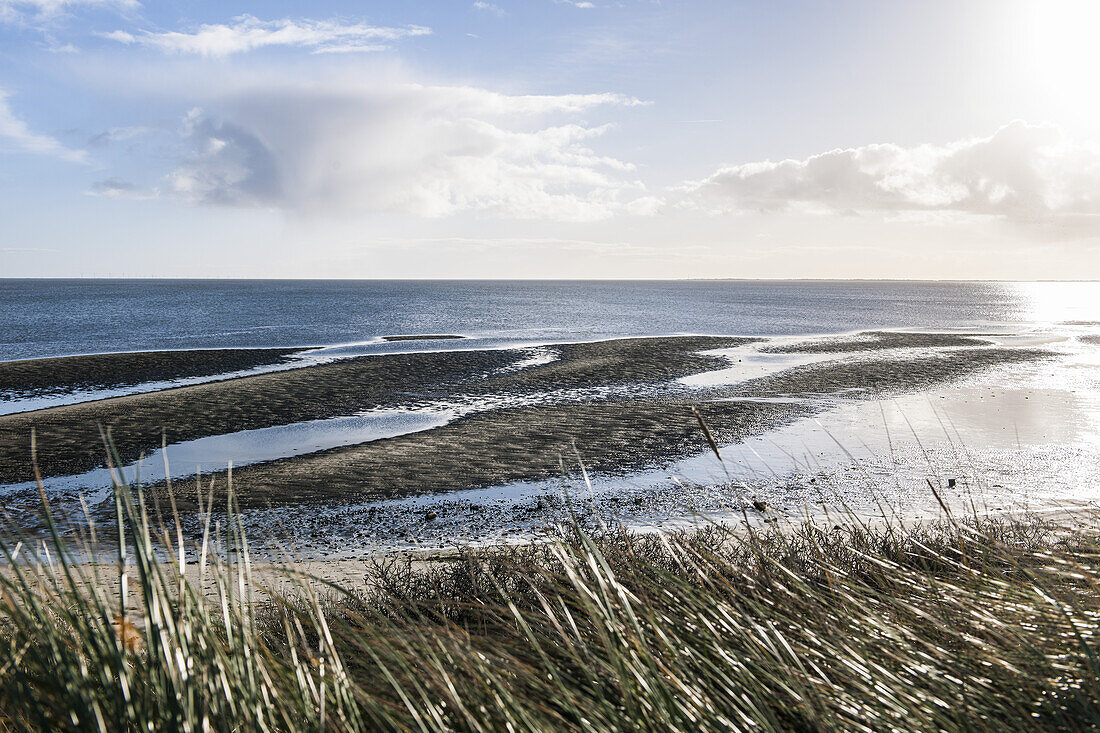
1013,281,1100,324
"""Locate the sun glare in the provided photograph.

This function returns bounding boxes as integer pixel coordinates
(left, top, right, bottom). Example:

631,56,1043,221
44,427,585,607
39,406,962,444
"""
1013,280,1100,324
1017,0,1100,121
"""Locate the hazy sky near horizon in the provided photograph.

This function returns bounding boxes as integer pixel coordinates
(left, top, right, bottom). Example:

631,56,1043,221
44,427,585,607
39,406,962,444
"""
1,0,1099,278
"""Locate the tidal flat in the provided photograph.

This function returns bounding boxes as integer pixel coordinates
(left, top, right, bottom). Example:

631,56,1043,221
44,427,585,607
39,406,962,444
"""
0,333,1059,528
0,347,300,396
0,336,749,484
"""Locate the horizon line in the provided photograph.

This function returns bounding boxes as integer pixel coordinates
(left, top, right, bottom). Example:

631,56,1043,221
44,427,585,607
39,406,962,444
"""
2,277,1099,284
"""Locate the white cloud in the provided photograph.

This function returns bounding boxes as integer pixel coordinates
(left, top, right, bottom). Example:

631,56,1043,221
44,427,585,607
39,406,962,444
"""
684,122,1100,231
158,80,650,220
472,2,506,16
105,15,431,57
0,89,86,162
367,236,656,254
0,0,136,22
623,195,663,216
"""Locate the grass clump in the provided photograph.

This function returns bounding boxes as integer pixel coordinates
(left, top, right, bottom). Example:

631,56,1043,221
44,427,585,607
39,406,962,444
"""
1,473,1099,731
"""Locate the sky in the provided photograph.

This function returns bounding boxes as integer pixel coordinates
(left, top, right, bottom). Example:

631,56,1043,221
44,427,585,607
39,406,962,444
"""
1,0,1099,279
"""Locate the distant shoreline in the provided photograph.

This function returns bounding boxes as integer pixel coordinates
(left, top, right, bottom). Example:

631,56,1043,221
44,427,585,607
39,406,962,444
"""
3,276,1099,282
381,334,465,341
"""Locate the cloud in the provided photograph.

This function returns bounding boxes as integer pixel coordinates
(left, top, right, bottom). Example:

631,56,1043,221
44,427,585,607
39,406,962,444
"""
88,177,135,193
86,177,157,199
367,236,658,254
86,124,149,147
472,2,506,15
0,0,136,22
104,15,431,56
0,89,86,162
154,80,649,220
684,122,1100,231
170,109,280,205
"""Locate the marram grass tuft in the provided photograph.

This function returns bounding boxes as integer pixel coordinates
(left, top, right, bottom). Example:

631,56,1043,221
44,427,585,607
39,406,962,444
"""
0,447,1099,730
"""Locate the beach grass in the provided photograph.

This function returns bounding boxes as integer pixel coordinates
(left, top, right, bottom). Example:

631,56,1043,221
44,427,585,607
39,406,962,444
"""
1,460,1099,732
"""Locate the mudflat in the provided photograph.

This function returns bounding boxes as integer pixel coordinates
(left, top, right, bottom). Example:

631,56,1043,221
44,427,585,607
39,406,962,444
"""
744,347,1042,396
476,337,759,393
0,347,519,482
0,348,301,396
0,333,1054,512
209,345,1049,509
0,336,749,483
761,331,992,354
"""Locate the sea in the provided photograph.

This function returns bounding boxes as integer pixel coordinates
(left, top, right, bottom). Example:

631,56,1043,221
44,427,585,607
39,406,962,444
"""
3,279,1100,361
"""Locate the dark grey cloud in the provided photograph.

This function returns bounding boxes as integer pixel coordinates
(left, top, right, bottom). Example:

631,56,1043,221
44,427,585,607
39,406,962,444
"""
170,113,281,206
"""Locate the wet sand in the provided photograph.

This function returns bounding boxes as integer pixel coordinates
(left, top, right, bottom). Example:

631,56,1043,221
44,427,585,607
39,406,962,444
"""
477,336,758,392
0,331,1064,556
746,347,1045,396
207,345,1050,509
0,336,748,483
0,333,1055,515
761,331,992,353
0,348,300,396
0,348,516,482
192,397,799,508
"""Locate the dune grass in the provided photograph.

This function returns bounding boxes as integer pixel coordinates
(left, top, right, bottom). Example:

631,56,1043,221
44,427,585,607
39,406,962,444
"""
0,429,1099,731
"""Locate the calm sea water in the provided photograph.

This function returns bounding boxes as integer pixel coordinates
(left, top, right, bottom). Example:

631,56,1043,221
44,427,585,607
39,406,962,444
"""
2,279,1099,362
